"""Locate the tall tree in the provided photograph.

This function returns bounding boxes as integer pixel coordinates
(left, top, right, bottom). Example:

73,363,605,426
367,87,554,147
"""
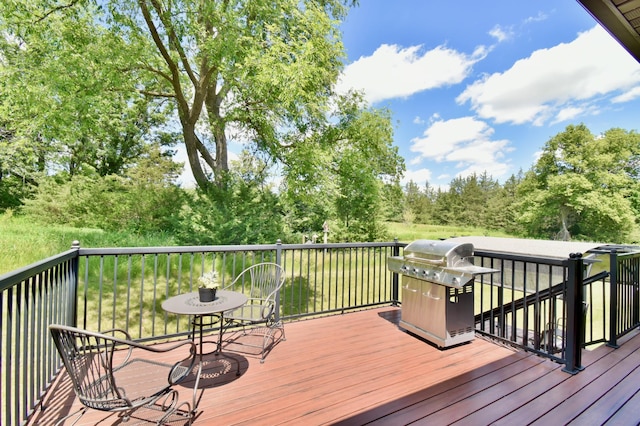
517,124,637,242
105,0,357,189
484,171,523,234
0,2,171,181
281,97,405,242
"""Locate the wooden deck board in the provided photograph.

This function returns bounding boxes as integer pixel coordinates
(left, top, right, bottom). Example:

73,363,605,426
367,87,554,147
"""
28,307,640,426
552,350,640,426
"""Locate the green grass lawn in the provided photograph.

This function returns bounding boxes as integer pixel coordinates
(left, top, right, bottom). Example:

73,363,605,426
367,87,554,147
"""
385,221,515,243
0,212,176,275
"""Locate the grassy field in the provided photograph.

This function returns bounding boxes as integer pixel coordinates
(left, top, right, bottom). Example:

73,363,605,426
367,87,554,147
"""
0,212,177,275
0,212,514,276
1,211,611,348
385,221,515,243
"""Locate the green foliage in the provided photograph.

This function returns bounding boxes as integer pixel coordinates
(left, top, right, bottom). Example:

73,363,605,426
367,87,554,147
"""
407,172,518,236
404,180,434,224
1,1,401,243
3,4,639,246
516,124,637,242
175,158,285,245
0,1,169,182
281,96,405,242
101,0,357,188
0,174,32,211
22,145,185,234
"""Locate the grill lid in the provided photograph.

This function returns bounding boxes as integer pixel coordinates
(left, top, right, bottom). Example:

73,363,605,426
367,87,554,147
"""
388,239,497,288
403,239,473,267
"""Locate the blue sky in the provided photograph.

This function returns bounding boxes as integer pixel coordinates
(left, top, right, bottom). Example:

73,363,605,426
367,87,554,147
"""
335,0,640,189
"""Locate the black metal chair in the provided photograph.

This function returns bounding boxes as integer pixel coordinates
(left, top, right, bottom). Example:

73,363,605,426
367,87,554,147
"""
222,262,286,362
49,324,198,425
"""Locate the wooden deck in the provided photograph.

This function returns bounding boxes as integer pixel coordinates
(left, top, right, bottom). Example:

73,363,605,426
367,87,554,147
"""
30,307,640,425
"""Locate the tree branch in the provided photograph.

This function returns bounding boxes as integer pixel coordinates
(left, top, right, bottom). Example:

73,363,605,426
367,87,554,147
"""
34,0,80,24
137,0,190,118
139,90,176,99
137,63,173,84
194,133,216,169
149,0,199,87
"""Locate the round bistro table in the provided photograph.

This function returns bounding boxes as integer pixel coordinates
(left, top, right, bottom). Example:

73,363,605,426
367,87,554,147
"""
162,290,248,362
162,290,247,408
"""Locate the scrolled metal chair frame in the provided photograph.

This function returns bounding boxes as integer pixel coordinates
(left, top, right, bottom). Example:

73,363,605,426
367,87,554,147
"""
49,324,198,425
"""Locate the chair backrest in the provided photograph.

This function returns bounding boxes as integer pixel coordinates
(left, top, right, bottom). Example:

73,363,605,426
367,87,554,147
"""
230,262,286,304
49,325,137,411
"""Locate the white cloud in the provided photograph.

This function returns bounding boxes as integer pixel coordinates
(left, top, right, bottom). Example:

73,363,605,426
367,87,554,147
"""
456,25,640,126
446,139,512,178
523,11,548,24
408,156,422,166
410,117,494,161
489,25,512,43
336,43,486,104
552,106,584,124
409,116,512,180
401,168,434,187
611,86,640,103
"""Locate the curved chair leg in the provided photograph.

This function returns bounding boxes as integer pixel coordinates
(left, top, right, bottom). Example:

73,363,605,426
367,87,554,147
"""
259,322,285,363
156,390,194,425
54,406,87,426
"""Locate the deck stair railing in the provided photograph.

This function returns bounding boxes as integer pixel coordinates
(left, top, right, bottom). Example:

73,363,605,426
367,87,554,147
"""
1,240,640,426
471,249,588,372
608,249,640,347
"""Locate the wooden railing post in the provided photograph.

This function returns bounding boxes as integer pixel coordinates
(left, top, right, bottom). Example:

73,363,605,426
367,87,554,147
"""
563,252,585,374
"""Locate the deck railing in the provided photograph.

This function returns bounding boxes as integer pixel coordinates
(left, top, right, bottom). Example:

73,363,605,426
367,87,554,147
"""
0,249,78,426
608,250,640,347
473,251,576,363
73,241,398,341
1,240,639,426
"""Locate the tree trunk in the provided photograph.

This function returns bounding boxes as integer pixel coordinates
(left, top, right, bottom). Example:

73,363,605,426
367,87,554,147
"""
182,123,210,189
205,85,228,187
557,208,572,241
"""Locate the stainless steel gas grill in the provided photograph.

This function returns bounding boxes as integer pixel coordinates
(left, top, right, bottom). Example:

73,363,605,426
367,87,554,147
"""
388,239,498,348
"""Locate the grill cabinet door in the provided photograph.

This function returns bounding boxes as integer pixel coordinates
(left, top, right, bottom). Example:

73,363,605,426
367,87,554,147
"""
401,277,422,327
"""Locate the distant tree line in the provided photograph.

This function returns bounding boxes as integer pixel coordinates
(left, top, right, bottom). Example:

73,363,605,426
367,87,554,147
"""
403,171,522,236
2,123,638,245
402,125,640,244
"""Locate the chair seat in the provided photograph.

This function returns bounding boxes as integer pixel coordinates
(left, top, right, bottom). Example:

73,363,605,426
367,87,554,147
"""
109,358,185,406
226,304,269,323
